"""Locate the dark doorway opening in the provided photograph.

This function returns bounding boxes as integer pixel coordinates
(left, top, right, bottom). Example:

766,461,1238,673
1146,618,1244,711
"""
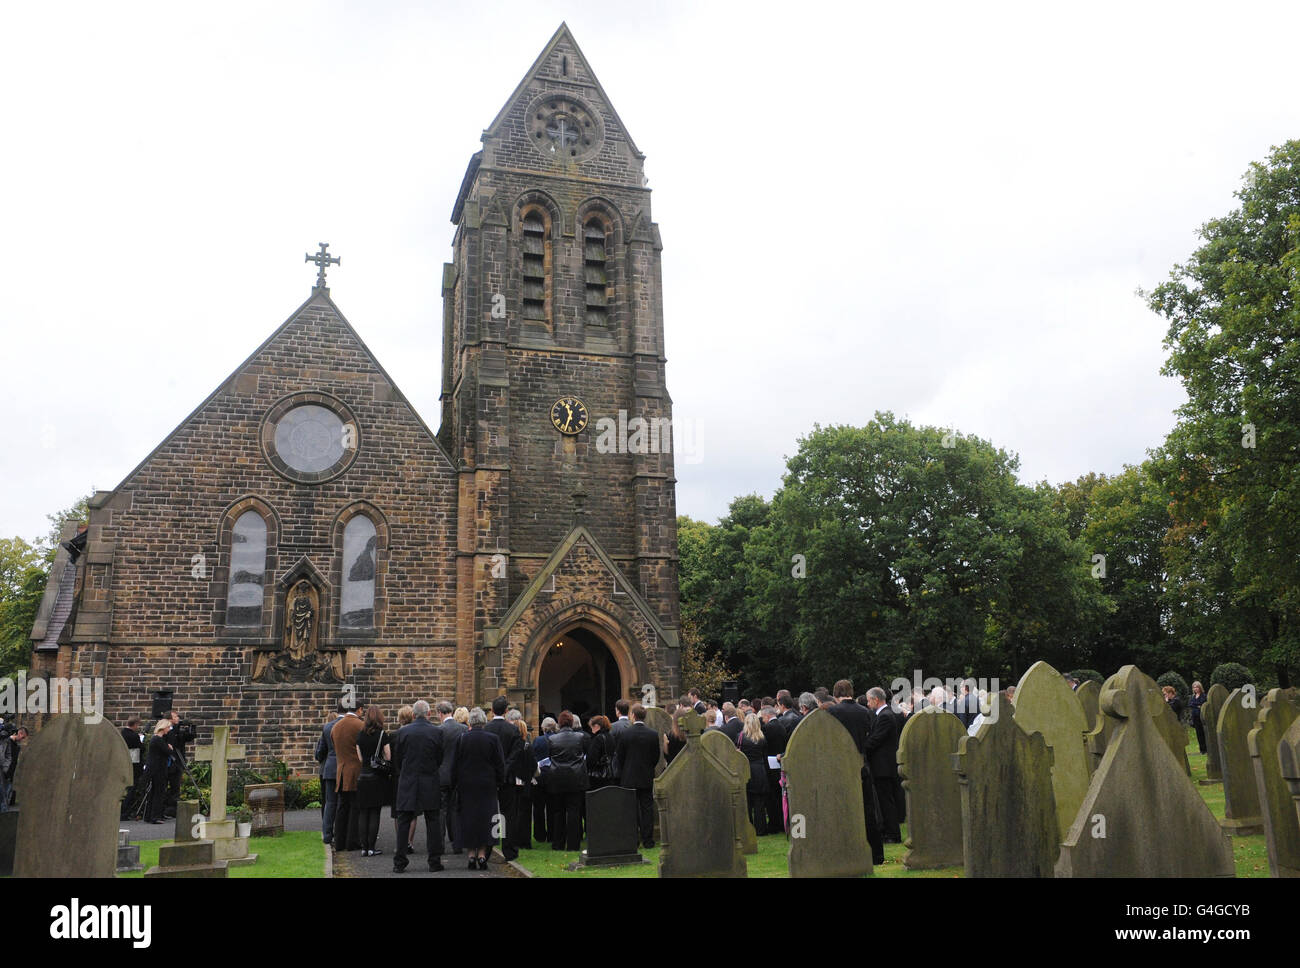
536,627,622,725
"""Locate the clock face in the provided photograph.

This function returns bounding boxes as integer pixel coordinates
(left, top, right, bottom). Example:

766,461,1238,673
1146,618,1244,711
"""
550,396,590,435
527,93,602,162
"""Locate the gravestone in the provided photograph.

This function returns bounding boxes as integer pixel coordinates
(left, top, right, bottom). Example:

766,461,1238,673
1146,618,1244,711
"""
782,707,871,877
700,728,758,854
643,706,672,776
175,799,202,843
1086,701,1119,772
0,811,17,877
1246,687,1300,877
1280,718,1300,837
117,828,143,873
579,786,644,867
1056,665,1234,877
896,706,965,870
1014,661,1091,840
1218,686,1265,837
1076,680,1100,737
246,782,285,837
653,710,746,877
12,714,134,877
144,837,229,878
1152,688,1191,777
953,692,1059,878
1203,683,1228,782
194,726,256,865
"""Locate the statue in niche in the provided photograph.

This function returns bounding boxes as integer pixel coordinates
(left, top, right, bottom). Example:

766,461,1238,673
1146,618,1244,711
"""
252,577,342,683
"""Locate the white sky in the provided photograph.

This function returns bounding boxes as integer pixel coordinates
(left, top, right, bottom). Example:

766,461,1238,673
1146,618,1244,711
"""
2,0,1295,543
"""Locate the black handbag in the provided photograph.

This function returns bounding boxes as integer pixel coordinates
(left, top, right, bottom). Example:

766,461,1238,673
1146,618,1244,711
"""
368,730,393,779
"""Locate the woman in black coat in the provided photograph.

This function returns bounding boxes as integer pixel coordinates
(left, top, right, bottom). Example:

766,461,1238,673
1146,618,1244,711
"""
586,715,614,791
738,713,769,836
1189,681,1208,754
143,719,173,823
453,706,506,870
546,710,590,852
355,704,392,856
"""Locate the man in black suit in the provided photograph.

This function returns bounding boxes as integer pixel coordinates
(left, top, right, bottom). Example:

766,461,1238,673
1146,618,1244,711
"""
719,702,743,743
688,687,707,716
617,703,663,849
863,686,903,843
759,705,787,834
777,692,802,733
484,695,522,861
609,698,631,781
825,678,885,865
313,700,343,845
436,700,466,852
392,699,444,873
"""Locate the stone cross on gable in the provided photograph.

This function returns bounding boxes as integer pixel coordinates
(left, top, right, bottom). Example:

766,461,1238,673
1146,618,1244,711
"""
677,708,704,741
195,726,246,823
305,241,340,291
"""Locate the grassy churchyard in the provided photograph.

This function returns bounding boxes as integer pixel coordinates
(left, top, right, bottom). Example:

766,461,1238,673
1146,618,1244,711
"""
118,831,327,878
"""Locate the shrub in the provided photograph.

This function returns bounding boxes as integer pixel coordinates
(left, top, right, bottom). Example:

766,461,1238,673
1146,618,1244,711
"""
298,776,322,807
1157,671,1190,700
1069,669,1104,685
1210,662,1253,693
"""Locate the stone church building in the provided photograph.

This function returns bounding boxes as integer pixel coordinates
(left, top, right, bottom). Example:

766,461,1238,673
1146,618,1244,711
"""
30,24,680,772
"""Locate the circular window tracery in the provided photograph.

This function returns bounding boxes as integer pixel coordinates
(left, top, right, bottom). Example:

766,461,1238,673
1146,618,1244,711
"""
261,392,360,484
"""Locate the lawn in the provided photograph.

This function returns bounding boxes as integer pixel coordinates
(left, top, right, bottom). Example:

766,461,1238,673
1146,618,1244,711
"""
514,726,1267,878
118,830,326,878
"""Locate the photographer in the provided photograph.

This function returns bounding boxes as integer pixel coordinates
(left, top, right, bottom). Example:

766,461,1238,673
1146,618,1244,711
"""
0,724,27,812
165,710,197,817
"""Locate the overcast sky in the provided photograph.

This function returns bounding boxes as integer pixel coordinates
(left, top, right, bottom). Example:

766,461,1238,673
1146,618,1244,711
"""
2,0,1295,544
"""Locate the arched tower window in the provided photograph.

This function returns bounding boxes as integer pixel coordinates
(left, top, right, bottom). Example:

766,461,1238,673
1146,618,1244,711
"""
584,218,610,327
521,210,550,323
226,510,267,627
340,515,377,630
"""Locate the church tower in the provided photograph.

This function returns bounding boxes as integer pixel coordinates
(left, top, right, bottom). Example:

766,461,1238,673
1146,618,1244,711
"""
440,24,680,720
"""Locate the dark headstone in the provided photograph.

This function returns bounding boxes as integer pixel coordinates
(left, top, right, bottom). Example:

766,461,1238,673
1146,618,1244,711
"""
1247,687,1300,877
579,786,644,867
1203,683,1228,782
13,714,135,878
783,707,871,877
1218,686,1265,836
246,782,285,837
953,693,1059,878
653,709,746,877
1056,665,1234,877
897,707,965,870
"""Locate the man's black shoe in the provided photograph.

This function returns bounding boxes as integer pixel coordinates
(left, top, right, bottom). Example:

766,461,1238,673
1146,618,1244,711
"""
429,860,444,872
393,863,408,874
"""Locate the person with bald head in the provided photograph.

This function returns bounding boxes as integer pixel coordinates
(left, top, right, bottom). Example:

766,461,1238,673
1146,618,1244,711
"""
392,699,445,874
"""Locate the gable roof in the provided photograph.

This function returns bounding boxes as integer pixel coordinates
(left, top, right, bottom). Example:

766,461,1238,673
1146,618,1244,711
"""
490,523,677,649
482,22,644,160
111,288,455,494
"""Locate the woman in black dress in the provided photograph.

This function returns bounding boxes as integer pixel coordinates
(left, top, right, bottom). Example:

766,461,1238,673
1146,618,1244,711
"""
453,706,505,870
143,719,173,823
665,703,687,764
1189,681,1208,754
355,704,392,857
586,715,614,791
739,712,769,835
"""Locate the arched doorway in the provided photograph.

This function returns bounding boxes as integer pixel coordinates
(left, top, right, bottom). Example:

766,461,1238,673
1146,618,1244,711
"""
536,627,622,724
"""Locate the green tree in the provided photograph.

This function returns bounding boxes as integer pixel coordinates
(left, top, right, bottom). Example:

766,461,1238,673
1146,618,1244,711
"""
1145,141,1300,686
0,538,47,676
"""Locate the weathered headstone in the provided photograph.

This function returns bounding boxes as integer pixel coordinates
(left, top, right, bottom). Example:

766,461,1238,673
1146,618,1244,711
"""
1247,687,1300,877
1086,700,1119,772
194,726,256,865
953,692,1059,878
1203,683,1228,782
117,828,143,873
579,786,644,867
1152,688,1191,777
1280,717,1300,837
1056,665,1234,878
144,837,229,878
246,782,285,837
653,710,746,878
643,706,672,776
782,707,871,877
1218,686,1265,837
175,798,202,843
700,728,758,854
1015,660,1091,840
1076,680,1100,737
12,714,134,877
896,706,965,870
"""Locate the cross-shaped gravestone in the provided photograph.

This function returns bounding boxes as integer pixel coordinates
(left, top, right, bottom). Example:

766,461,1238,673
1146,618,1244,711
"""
195,726,246,823
677,708,704,741
304,241,340,289
546,117,579,152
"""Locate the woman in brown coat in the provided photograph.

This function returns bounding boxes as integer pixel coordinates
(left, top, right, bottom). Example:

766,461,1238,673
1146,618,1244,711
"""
331,705,365,851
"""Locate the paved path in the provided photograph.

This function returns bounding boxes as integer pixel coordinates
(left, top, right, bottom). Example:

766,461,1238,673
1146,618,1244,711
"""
331,811,508,879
